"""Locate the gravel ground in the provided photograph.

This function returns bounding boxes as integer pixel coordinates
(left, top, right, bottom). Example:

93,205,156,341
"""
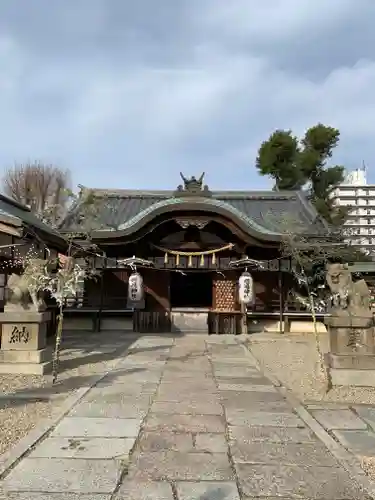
0,401,53,455
247,332,375,481
362,458,375,481
247,332,375,404
0,331,137,456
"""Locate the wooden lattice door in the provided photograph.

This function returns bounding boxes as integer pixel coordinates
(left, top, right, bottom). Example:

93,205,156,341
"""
212,271,238,311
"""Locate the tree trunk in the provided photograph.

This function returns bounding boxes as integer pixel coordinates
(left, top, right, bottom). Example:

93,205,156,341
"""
52,306,64,384
240,301,247,335
308,293,332,392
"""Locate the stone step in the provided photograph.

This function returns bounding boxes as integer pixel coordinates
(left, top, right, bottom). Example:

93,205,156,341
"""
0,347,52,364
0,360,52,375
171,312,208,333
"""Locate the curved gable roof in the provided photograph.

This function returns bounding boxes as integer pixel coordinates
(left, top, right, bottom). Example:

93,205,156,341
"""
115,196,281,241
60,187,328,242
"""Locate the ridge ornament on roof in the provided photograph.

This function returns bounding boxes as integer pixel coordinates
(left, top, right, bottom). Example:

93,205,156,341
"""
175,172,212,197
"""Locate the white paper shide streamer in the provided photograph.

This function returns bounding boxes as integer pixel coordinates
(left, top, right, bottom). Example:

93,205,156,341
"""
238,271,254,304
127,272,145,309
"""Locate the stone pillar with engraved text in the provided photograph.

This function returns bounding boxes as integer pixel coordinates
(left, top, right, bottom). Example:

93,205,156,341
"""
0,262,52,375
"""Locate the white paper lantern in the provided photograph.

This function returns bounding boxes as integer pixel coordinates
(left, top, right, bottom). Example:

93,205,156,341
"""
238,271,254,304
128,272,144,303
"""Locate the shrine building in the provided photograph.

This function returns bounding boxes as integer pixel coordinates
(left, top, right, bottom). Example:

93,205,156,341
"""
60,173,329,334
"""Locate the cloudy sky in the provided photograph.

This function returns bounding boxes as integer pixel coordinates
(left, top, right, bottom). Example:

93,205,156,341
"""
0,0,374,191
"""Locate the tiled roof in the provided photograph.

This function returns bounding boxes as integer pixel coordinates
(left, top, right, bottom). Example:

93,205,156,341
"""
60,188,328,238
0,194,67,249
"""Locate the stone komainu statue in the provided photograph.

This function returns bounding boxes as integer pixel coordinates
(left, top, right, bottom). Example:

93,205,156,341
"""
325,263,374,353
325,263,371,313
6,259,48,312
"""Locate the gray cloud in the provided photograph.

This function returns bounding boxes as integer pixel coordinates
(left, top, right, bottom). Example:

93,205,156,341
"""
0,0,373,190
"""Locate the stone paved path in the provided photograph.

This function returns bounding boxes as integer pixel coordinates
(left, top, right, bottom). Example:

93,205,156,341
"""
0,334,373,499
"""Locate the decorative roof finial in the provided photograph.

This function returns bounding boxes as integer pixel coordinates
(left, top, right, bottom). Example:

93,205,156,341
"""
175,172,211,197
179,172,204,190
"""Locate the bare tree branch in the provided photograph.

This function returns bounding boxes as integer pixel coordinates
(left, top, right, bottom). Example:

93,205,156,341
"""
2,161,72,226
263,212,354,391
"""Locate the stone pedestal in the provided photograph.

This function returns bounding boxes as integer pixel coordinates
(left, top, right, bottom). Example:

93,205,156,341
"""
0,311,52,375
324,352,375,386
325,313,375,387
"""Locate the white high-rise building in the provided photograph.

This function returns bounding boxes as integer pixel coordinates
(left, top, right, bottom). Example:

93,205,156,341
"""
332,166,375,252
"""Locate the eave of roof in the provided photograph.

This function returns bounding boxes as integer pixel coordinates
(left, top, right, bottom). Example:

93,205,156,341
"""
85,188,302,199
0,193,68,251
0,208,22,228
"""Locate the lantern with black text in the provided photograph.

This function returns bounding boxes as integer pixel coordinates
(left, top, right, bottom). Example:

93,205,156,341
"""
238,271,254,305
127,272,145,309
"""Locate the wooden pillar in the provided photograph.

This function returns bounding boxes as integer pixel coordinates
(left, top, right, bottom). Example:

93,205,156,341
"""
144,269,170,311
240,300,247,335
96,263,105,332
137,269,171,333
239,256,248,335
279,270,284,334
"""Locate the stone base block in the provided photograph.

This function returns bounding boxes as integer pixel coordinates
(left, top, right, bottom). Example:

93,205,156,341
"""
0,347,52,364
328,367,375,387
0,360,52,375
325,352,375,387
101,317,133,331
325,352,375,370
63,317,94,331
326,314,373,329
171,312,208,333
0,311,51,323
248,320,285,333
0,311,50,351
248,319,327,334
288,320,327,334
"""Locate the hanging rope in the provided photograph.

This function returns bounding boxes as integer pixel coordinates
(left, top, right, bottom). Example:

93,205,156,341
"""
151,243,235,267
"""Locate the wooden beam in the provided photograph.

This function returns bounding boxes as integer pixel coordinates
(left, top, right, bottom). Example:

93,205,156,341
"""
0,222,22,237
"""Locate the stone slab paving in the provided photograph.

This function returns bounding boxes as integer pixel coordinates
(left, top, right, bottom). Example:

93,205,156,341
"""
29,436,134,460
310,409,368,430
1,458,122,494
0,335,174,497
305,401,375,481
1,334,374,499
356,406,375,429
0,495,112,500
